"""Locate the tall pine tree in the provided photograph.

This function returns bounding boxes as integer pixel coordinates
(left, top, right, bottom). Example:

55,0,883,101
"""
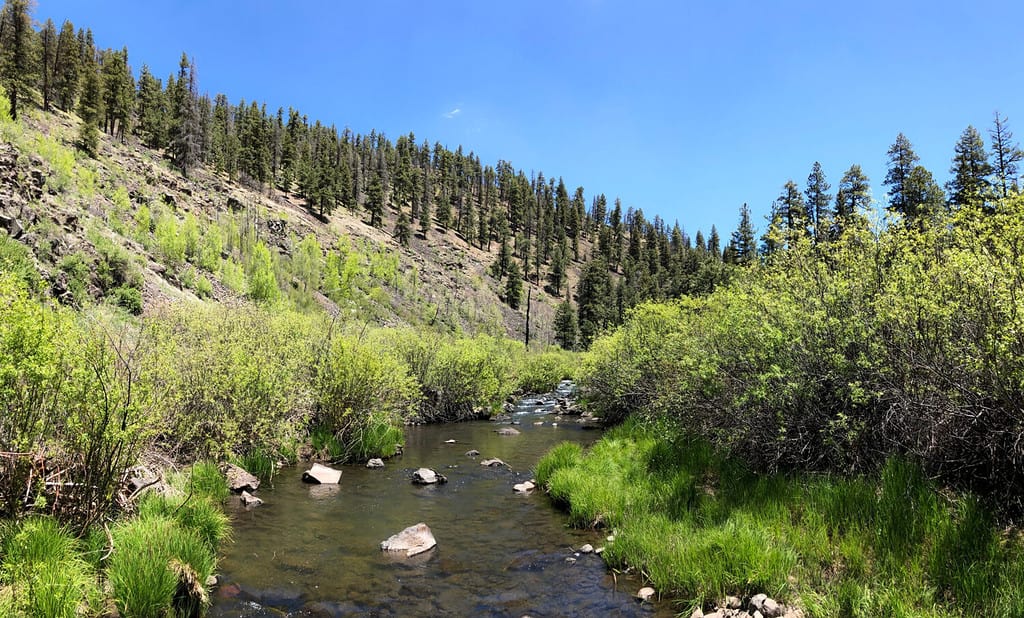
946,125,992,209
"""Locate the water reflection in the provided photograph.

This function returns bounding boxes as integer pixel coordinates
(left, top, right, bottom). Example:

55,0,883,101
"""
210,404,671,617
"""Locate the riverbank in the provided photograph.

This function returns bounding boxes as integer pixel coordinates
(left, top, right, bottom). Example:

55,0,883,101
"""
536,419,1024,617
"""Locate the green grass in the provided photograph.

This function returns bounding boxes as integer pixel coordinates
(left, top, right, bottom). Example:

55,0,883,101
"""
535,422,1024,617
0,517,100,618
231,448,277,485
107,514,217,617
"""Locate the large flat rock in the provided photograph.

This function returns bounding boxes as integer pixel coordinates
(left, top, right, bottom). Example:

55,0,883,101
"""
380,523,437,557
302,463,342,484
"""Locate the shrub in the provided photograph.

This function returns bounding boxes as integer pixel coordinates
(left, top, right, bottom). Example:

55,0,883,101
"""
0,232,41,291
143,304,313,459
59,251,92,305
312,333,419,461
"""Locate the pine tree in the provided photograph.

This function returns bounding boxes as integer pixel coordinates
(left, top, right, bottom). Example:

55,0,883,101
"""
804,162,832,242
135,65,166,148
990,112,1023,198
707,225,721,258
53,20,79,111
946,125,993,209
728,203,757,266
76,57,102,156
884,133,920,217
577,259,612,347
777,180,809,240
394,210,411,246
904,165,945,223
0,0,34,120
553,300,578,350
39,18,57,110
169,53,200,176
504,259,523,309
100,47,134,142
366,174,385,227
834,164,871,235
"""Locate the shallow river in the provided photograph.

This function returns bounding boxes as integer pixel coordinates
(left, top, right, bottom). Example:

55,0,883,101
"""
209,401,672,617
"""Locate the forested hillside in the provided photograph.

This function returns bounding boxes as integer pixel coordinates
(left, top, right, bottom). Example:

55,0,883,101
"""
0,0,736,348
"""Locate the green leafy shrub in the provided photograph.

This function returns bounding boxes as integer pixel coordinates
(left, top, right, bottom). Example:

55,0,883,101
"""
58,251,92,305
246,240,279,303
143,304,313,459
111,284,142,314
313,333,419,461
514,347,578,394
0,232,41,291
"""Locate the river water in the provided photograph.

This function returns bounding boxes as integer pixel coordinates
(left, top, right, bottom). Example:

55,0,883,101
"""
209,401,672,617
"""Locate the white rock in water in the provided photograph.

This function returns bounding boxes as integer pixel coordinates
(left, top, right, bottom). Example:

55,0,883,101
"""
513,480,536,492
480,458,507,467
444,439,457,443
636,586,656,602
366,458,385,469
579,543,594,554
465,449,480,457
412,468,446,484
302,463,342,484
380,522,437,557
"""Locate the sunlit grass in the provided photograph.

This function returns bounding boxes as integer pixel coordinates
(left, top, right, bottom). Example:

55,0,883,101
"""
535,423,1024,617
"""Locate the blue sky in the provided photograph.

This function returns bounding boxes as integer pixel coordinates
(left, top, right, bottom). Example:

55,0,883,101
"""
34,1,1024,239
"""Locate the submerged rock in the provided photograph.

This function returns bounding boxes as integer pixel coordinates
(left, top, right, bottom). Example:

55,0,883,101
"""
494,427,521,436
302,463,342,484
222,463,260,493
380,523,437,557
366,458,385,469
412,468,447,484
240,490,263,507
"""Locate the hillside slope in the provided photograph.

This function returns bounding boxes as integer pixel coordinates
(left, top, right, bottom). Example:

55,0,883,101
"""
0,107,575,341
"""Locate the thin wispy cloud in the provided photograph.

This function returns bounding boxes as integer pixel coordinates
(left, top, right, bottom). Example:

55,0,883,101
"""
443,107,462,119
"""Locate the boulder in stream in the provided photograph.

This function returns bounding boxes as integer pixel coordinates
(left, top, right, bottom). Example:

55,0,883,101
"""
481,458,507,468
513,480,536,492
240,490,263,507
380,522,437,557
302,463,342,484
412,468,447,484
222,463,260,493
366,458,385,469
465,449,480,457
494,427,521,436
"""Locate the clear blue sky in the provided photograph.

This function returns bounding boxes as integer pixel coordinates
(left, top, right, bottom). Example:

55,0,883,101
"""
34,0,1024,239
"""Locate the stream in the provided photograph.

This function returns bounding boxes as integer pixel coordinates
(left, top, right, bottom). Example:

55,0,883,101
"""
209,397,673,617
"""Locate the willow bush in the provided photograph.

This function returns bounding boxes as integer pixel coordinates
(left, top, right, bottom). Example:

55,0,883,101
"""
579,198,1024,508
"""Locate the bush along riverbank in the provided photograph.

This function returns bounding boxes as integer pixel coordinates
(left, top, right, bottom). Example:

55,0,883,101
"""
537,197,1024,617
537,420,1024,617
0,254,578,615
